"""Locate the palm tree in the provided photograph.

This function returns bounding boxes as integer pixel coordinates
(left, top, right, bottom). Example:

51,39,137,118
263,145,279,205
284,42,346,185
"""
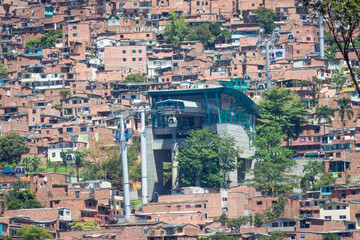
59,89,72,115
331,67,347,93
335,97,354,127
60,150,69,174
74,150,88,182
315,105,336,135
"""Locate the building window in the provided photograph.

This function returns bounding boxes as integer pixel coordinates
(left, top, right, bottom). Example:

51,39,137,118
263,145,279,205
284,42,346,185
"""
340,215,346,219
327,206,332,210
300,235,305,239
132,50,136,53
139,58,142,61
122,50,126,54
73,33,77,37
271,222,279,227
257,201,262,205
222,198,228,201
52,153,56,157
123,58,126,62
325,216,331,220
66,127,73,132
81,127,87,132
306,37,311,41
197,1,200,5
75,191,80,199
132,58,136,61
73,26,77,30
351,190,357,195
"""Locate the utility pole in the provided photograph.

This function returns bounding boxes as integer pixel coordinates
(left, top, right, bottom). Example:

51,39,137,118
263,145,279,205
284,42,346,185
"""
120,115,131,220
140,107,148,205
318,0,325,59
265,40,271,89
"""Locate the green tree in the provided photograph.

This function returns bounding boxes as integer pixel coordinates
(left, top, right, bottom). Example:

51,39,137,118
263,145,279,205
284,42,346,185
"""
59,89,72,100
124,73,146,83
227,216,251,231
177,129,240,189
26,39,41,49
69,220,104,230
312,173,336,191
0,65,7,77
305,0,360,96
252,7,276,34
264,196,287,221
301,161,325,190
60,150,69,174
257,87,307,147
324,31,335,46
6,186,43,210
331,67,347,93
164,10,190,45
0,133,29,163
26,29,62,49
315,105,336,135
199,232,238,240
218,213,228,222
247,162,296,194
322,233,340,240
74,150,88,182
19,225,53,240
254,213,264,227
335,97,354,127
310,76,322,107
261,230,286,240
20,155,41,172
195,23,216,48
81,143,141,186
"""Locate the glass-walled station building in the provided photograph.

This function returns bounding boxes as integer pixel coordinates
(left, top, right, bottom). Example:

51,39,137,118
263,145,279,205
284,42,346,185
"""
144,85,259,199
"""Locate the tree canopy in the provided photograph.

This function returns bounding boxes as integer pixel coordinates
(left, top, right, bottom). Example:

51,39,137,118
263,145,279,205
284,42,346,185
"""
335,97,354,125
163,10,231,48
69,220,104,231
6,183,43,210
59,89,72,99
301,161,325,190
0,133,29,163
248,88,306,194
20,155,41,172
19,225,53,240
304,0,360,96
177,129,240,189
0,65,7,78
252,7,276,34
322,233,340,240
26,29,62,49
125,73,146,83
81,143,141,186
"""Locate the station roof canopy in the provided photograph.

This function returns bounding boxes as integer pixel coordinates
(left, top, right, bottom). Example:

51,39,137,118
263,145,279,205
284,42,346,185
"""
144,87,260,114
